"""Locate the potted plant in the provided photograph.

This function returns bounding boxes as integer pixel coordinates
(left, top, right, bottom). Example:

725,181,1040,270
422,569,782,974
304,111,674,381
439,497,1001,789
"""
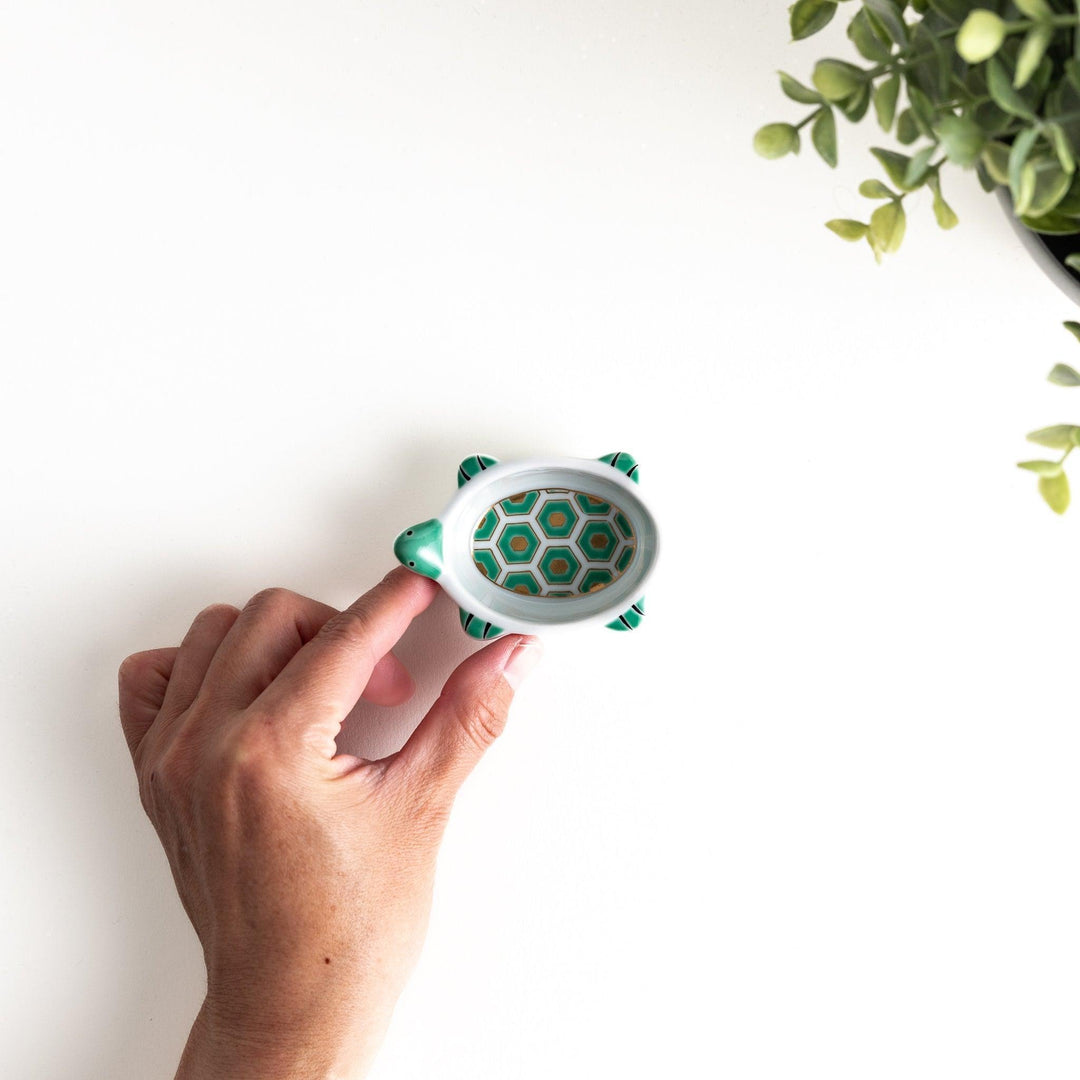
754,0,1080,508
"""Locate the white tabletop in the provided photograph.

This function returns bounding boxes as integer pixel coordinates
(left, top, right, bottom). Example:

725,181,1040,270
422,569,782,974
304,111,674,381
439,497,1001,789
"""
2,4,1078,1078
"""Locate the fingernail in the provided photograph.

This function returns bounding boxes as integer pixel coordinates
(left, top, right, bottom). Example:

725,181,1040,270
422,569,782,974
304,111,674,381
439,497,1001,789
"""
502,637,543,690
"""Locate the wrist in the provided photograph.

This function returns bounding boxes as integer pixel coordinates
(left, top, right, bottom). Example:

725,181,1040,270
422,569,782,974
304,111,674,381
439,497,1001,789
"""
175,987,382,1080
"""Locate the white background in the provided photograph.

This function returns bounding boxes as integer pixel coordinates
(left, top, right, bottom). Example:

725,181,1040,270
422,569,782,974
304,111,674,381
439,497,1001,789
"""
2,2,1078,1077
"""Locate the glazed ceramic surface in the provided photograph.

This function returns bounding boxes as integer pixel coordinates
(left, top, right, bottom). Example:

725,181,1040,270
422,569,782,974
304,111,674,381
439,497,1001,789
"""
394,453,659,638
997,188,1080,307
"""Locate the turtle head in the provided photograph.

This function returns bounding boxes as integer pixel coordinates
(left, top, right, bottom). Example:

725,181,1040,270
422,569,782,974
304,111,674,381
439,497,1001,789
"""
394,518,443,580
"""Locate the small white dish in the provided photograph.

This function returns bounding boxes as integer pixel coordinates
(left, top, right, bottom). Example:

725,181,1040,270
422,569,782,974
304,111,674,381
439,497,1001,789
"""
394,452,659,638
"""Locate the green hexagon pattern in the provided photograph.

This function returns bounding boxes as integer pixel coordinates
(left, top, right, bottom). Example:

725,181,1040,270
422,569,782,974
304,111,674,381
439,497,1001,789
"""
539,546,580,585
496,522,541,564
471,488,637,598
537,499,577,539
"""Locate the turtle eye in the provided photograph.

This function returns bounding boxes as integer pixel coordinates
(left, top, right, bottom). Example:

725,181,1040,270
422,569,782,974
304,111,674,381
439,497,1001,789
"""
409,561,415,567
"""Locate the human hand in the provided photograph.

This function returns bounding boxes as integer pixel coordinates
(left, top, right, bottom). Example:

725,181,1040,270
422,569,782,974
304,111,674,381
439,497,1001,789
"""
118,568,542,1079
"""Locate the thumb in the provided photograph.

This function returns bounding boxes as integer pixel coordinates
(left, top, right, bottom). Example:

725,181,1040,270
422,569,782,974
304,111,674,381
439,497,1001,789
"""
389,634,543,801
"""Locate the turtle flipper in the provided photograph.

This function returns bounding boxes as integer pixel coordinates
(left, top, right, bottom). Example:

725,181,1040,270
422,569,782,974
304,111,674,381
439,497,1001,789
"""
457,454,500,488
606,596,646,631
598,451,639,484
460,607,505,640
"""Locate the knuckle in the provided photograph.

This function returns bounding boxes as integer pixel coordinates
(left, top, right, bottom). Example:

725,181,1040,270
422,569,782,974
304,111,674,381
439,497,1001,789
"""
191,602,241,632
319,606,378,665
138,739,185,815
454,693,506,752
244,587,296,619
117,651,148,685
155,741,190,793
206,724,276,797
200,601,241,619
118,649,168,694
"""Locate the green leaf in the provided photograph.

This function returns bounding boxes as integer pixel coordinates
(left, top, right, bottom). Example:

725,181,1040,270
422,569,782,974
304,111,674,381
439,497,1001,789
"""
1049,363,1080,386
754,123,801,159
973,100,1013,139
896,109,921,145
811,107,838,167
871,147,917,190
907,86,937,136
928,0,970,21
1064,321,1080,345
1044,122,1075,175
903,145,936,188
779,71,823,105
848,8,893,62
1038,471,1071,514
1025,159,1073,218
790,0,838,40
1008,127,1040,204
987,58,1036,120
956,9,1006,64
1066,58,1080,96
1015,24,1053,90
1013,0,1053,18
873,73,901,132
1066,254,1080,272
812,59,867,103
935,114,986,167
864,0,909,45
913,20,954,101
1014,160,1038,216
1017,459,1064,475
870,199,907,254
981,141,1011,186
928,173,960,229
1054,175,1080,216
837,82,872,122
1027,55,1054,100
1026,424,1080,449
825,218,870,241
859,178,897,199
1020,211,1080,234
1015,157,1075,220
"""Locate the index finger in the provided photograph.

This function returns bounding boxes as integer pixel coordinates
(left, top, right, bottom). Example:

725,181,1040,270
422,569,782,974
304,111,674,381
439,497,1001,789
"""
251,568,438,743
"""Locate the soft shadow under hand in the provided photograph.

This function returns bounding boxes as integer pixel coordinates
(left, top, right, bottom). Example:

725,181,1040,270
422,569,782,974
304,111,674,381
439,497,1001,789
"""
338,590,476,761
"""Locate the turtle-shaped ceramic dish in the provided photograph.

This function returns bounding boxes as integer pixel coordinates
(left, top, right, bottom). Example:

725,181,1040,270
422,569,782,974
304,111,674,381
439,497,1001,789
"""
394,452,659,639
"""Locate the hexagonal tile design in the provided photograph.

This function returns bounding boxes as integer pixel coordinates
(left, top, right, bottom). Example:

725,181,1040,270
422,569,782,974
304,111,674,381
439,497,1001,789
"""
474,549,500,580
500,490,540,516
496,522,540,564
474,508,498,541
580,520,618,562
537,498,577,539
581,568,614,593
504,571,541,595
471,487,639,597
539,546,581,585
575,493,610,515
